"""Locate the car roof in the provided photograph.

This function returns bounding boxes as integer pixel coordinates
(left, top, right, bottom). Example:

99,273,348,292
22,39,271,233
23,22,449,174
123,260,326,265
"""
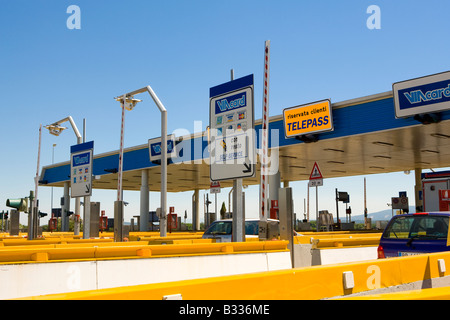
211,219,279,222
393,212,450,217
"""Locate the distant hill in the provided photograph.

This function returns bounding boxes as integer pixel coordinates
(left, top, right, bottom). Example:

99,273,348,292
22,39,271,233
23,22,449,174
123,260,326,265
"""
350,206,415,222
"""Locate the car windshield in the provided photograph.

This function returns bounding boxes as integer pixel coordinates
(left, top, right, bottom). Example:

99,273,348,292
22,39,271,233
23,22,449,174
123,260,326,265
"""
204,221,232,235
383,215,449,240
204,220,260,236
245,221,259,235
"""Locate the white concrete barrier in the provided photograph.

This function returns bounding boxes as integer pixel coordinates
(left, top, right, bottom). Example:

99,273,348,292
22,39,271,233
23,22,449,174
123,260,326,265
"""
0,251,291,299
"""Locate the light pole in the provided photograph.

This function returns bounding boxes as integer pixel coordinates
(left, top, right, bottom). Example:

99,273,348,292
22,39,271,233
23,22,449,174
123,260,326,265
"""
51,143,56,227
112,95,141,242
114,85,168,238
44,116,82,235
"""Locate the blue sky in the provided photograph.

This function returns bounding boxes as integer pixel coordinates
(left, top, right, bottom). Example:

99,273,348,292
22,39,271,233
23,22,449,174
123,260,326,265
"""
1,0,450,225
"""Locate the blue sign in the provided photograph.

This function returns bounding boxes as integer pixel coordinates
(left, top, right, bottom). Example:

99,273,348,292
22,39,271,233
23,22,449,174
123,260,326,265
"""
209,74,255,181
215,91,247,115
72,152,90,167
70,141,94,198
393,71,450,118
148,135,177,161
150,140,174,158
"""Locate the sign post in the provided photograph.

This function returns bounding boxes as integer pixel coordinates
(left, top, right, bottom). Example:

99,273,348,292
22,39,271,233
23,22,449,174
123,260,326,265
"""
210,181,221,222
70,141,94,239
308,162,323,231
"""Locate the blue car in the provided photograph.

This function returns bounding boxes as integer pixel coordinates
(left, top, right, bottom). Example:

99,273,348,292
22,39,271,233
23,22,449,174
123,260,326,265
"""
378,212,450,258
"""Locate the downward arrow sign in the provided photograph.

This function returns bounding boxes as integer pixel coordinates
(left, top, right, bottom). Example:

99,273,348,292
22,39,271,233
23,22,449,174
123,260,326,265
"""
243,163,252,173
85,184,91,194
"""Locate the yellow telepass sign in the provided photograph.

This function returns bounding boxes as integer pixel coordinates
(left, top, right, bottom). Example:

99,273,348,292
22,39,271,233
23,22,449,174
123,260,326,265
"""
283,99,333,138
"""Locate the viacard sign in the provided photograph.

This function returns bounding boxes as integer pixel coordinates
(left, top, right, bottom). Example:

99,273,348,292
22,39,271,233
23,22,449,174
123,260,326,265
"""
393,71,450,118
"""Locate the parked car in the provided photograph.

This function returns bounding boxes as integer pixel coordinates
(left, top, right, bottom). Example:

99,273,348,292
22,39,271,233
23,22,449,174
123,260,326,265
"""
202,219,279,242
378,212,450,258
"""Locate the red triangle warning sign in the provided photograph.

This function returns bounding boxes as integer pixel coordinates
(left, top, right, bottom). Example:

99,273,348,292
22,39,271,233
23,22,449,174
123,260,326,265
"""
309,162,323,180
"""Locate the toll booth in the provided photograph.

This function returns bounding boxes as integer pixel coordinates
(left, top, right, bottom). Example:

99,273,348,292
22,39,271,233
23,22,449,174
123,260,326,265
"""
9,209,20,236
319,210,333,231
422,171,450,212
167,207,177,233
89,202,100,238
149,211,159,231
270,200,279,219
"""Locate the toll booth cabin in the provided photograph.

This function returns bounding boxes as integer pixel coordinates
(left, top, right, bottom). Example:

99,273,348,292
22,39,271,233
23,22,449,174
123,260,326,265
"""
422,171,450,211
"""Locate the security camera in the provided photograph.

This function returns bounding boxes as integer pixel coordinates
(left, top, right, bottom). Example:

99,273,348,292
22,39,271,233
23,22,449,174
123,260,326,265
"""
115,96,142,111
44,124,68,136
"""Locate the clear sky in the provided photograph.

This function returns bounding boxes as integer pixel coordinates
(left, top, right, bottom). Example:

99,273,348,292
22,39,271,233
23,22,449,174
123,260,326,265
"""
1,0,450,226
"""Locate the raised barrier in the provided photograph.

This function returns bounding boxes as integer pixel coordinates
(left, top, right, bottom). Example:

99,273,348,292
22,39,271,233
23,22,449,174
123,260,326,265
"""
20,250,450,300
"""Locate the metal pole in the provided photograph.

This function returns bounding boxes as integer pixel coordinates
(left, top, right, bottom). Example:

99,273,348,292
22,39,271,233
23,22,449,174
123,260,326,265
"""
160,108,167,237
30,125,42,240
229,69,245,242
316,185,319,232
51,144,55,225
117,97,126,202
83,118,86,143
232,178,244,242
114,200,124,242
260,40,270,221
82,196,91,239
140,169,149,232
307,183,310,222
335,188,339,227
215,192,218,222
143,85,168,237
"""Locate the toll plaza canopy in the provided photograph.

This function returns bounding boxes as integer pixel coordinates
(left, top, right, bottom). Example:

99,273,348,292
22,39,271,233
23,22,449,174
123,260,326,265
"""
39,90,450,192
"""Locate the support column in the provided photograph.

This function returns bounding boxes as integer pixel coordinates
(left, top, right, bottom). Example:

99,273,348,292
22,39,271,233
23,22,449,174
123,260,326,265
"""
82,196,90,239
268,147,280,218
63,182,70,232
415,168,423,212
192,189,200,231
232,179,245,242
140,169,149,231
269,172,281,204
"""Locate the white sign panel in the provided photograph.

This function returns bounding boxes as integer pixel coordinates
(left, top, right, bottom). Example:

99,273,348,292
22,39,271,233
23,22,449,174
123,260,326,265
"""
308,162,323,187
209,75,255,181
70,141,94,198
393,71,450,118
148,135,177,162
210,181,221,194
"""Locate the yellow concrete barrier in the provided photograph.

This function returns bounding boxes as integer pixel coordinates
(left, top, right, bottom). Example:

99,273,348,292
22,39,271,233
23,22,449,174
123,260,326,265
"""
0,240,288,265
0,238,114,247
295,233,381,248
21,249,450,300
